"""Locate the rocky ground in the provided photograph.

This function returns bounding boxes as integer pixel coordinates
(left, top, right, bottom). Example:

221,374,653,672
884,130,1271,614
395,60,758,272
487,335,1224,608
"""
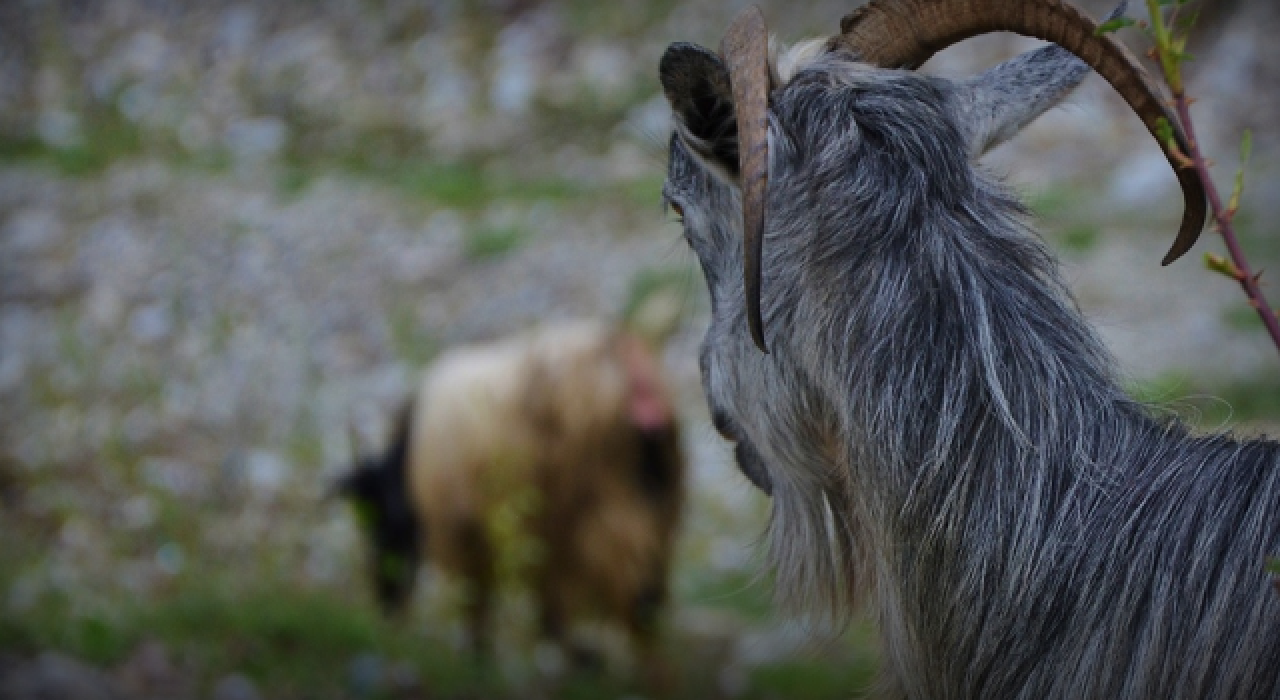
1,1,1277,698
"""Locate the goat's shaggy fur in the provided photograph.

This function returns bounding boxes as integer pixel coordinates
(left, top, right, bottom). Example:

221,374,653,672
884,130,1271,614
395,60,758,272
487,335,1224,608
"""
336,320,685,667
661,37,1280,700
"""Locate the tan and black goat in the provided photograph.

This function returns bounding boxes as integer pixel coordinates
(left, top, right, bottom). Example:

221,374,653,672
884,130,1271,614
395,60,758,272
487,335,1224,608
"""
335,320,685,669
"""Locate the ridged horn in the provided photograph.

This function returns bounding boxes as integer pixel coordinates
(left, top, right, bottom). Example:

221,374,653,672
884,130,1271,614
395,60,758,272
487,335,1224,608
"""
721,5,772,352
833,0,1206,265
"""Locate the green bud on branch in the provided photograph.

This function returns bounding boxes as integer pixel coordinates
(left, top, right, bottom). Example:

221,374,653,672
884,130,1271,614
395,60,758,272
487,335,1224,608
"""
1205,253,1244,281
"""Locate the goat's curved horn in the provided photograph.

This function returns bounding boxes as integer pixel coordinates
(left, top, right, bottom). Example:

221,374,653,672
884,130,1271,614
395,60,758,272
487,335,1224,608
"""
833,0,1206,265
721,5,772,353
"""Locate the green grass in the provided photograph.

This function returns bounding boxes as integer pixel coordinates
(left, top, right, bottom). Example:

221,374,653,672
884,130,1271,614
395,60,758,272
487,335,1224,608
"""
1207,381,1280,427
1059,224,1100,254
1027,185,1083,223
1222,304,1269,333
383,161,594,210
278,125,596,212
274,167,313,198
285,413,327,472
0,108,146,176
620,173,670,210
1129,372,1280,429
276,152,629,213
0,499,878,700
464,225,528,261
560,0,680,34
1230,210,1280,259
0,578,496,699
749,655,878,700
684,569,775,623
0,107,670,219
0,570,875,699
387,302,439,368
0,133,49,163
623,265,694,310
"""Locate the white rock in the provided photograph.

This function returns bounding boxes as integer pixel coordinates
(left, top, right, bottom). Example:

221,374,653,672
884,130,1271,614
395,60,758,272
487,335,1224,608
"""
0,652,123,700
212,673,262,700
119,31,171,78
141,457,207,498
154,542,184,575
178,114,214,152
129,303,173,344
489,20,548,114
0,350,24,393
347,653,384,695
85,285,126,328
219,6,259,55
36,109,83,150
244,449,291,495
574,42,633,99
224,117,289,162
120,496,156,530
392,243,459,285
2,208,65,254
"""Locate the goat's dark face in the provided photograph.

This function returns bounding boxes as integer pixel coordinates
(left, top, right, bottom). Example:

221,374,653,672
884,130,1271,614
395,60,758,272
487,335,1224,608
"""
335,455,421,614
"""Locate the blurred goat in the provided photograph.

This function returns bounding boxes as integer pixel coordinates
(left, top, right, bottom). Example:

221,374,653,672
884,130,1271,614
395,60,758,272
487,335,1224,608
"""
335,320,685,668
659,0,1280,697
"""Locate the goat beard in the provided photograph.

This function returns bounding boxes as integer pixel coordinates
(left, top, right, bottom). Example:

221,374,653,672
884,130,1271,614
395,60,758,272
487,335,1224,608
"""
765,479,863,630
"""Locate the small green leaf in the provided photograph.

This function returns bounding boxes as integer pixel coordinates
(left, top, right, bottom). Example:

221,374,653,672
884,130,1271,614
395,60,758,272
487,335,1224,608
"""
1095,16,1136,34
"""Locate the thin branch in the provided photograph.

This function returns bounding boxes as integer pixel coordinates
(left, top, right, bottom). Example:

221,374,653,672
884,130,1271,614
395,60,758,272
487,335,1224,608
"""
1143,0,1280,358
1172,97,1280,352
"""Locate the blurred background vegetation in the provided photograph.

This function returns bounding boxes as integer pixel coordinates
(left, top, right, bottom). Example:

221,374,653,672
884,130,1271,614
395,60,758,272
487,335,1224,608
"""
0,0,1276,698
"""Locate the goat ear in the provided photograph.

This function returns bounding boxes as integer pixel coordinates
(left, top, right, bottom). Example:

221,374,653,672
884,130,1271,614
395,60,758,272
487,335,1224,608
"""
660,42,740,177
954,43,1091,158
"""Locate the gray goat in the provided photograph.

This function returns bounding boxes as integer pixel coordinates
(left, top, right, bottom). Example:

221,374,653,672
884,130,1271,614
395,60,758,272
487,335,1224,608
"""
658,0,1280,697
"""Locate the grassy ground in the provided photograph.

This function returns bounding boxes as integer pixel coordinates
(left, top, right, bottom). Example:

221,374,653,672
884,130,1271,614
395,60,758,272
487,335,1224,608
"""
0,533,878,700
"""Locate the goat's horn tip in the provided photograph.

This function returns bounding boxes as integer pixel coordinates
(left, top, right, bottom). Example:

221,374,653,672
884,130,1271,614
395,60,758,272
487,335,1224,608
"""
1160,230,1198,266
750,318,769,354
1161,206,1207,266
1160,241,1188,267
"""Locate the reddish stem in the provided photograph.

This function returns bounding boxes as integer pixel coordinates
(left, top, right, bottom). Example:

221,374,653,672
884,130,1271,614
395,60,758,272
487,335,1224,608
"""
1173,96,1280,355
